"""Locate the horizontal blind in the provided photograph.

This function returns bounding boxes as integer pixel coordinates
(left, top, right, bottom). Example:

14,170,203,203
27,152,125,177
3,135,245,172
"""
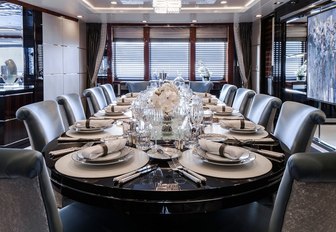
113,41,144,80
150,41,189,79
195,41,227,81
285,41,306,79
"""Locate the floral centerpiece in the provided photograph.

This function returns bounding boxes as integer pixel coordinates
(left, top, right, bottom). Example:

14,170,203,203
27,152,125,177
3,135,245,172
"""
197,60,211,81
150,82,180,114
296,60,307,81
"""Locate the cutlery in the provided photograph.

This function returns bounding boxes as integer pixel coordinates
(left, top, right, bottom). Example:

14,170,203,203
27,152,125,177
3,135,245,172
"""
113,164,156,182
50,142,95,160
117,165,157,185
167,161,202,185
171,159,207,184
243,146,285,162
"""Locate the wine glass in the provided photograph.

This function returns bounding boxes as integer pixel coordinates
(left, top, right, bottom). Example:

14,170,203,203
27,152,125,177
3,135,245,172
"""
148,108,163,149
189,103,204,145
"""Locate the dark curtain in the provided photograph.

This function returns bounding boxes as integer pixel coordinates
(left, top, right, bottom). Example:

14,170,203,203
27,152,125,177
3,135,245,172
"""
239,23,253,88
86,23,101,88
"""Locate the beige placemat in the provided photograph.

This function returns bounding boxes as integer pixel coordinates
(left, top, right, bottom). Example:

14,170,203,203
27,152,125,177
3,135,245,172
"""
204,124,269,140
179,150,272,179
55,148,149,178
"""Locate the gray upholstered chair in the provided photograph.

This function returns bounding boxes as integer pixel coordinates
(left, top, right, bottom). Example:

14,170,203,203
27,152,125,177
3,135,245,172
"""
231,88,256,116
218,84,237,106
189,81,214,93
269,152,336,232
0,148,118,232
246,94,282,133
126,81,149,93
83,87,108,115
99,83,117,104
273,101,326,155
56,93,86,128
16,100,65,152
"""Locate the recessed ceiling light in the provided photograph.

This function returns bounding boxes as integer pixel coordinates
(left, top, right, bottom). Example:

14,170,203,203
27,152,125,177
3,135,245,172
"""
256,14,262,18
77,15,83,18
142,20,147,23
192,19,197,23
220,1,227,4
110,1,117,5
274,1,283,5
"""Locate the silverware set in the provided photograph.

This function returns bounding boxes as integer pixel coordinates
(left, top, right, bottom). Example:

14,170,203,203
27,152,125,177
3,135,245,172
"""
113,164,158,185
168,159,207,185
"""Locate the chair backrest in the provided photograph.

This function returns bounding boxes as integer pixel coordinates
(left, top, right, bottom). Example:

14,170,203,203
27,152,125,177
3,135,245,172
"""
269,152,336,232
56,93,86,128
231,88,256,116
16,100,65,152
99,83,117,104
0,148,62,232
126,81,149,93
273,101,326,155
83,87,108,115
189,81,214,93
246,94,282,133
218,84,237,106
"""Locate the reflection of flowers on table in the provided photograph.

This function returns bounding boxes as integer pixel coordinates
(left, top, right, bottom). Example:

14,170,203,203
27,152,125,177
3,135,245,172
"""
150,82,180,113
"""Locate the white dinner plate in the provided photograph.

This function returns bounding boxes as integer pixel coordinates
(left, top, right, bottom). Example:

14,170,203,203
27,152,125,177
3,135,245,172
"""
147,147,182,160
72,147,133,166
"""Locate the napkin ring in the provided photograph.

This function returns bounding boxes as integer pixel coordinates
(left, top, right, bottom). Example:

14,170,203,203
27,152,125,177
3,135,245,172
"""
100,144,108,156
219,144,226,157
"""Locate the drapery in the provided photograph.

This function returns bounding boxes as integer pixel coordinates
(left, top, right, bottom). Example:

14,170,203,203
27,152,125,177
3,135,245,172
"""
233,23,252,88
86,23,107,87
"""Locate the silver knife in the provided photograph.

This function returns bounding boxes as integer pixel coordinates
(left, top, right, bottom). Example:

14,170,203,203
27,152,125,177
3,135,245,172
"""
117,166,157,185
113,164,156,182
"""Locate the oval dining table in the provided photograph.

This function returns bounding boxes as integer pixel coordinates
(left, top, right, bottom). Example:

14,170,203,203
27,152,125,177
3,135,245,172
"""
44,133,285,215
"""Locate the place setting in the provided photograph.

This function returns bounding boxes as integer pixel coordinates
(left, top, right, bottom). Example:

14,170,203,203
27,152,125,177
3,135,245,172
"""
54,138,150,178
179,139,273,179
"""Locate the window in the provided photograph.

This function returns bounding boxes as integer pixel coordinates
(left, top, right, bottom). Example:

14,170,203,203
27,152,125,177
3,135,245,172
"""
150,41,189,79
285,40,306,80
112,40,144,80
195,41,227,81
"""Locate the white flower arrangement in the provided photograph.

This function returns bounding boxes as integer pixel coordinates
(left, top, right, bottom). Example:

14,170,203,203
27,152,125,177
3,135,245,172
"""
197,60,211,80
150,82,180,113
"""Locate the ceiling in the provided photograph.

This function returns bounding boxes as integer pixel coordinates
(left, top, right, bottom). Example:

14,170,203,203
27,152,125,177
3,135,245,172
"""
19,0,291,23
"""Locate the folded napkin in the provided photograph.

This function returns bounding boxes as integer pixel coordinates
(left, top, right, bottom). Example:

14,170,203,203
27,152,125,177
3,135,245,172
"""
74,119,114,129
117,97,133,104
80,138,127,160
105,104,129,113
202,98,218,105
220,120,256,130
195,92,213,98
125,92,139,98
207,104,233,113
198,139,247,160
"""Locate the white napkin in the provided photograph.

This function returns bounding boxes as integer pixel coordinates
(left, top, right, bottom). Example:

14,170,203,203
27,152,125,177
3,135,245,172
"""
74,119,113,128
220,120,256,130
125,92,139,98
202,98,218,104
80,138,127,160
198,139,247,160
105,104,129,113
117,97,133,104
207,104,233,113
195,92,212,98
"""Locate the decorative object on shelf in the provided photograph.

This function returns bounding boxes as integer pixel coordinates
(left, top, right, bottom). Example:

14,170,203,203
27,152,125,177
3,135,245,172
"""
296,60,307,81
197,60,211,82
0,59,18,84
153,0,181,14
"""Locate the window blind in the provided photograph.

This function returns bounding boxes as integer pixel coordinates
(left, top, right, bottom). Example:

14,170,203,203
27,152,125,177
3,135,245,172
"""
285,41,306,79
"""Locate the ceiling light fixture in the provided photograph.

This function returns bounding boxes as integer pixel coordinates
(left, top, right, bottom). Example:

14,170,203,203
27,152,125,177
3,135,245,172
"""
274,1,283,5
220,1,227,4
153,0,182,14
77,15,83,18
256,14,262,18
110,1,117,4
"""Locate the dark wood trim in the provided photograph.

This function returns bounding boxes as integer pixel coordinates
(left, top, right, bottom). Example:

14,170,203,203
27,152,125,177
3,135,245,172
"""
144,27,150,81
227,24,234,84
107,25,113,83
7,0,78,22
189,27,196,81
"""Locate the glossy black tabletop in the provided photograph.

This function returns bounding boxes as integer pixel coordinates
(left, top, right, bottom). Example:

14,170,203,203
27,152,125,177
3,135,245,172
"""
44,138,285,214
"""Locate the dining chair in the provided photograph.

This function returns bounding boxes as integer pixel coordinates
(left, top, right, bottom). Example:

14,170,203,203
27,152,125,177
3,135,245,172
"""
269,151,336,232
126,81,149,93
16,100,65,152
231,88,256,116
189,81,214,93
273,101,326,155
0,148,122,232
99,83,117,104
246,94,282,133
218,84,237,106
83,87,108,115
56,93,86,128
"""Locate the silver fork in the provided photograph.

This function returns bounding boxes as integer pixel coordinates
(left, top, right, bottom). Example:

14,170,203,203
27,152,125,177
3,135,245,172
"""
167,160,202,185
171,158,207,184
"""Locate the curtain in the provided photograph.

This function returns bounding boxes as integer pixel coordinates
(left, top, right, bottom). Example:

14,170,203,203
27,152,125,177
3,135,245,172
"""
86,23,107,87
234,23,252,88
